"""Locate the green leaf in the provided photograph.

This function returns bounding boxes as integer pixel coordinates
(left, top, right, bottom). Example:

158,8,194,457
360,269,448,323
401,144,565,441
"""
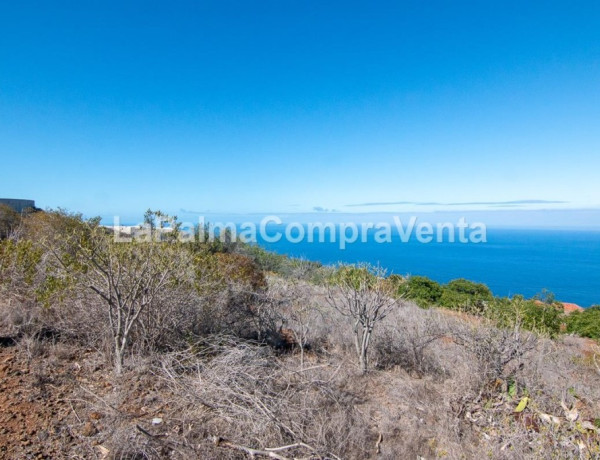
508,380,517,399
514,397,529,413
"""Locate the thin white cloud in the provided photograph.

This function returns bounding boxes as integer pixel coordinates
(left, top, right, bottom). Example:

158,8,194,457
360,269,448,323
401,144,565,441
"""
345,199,568,208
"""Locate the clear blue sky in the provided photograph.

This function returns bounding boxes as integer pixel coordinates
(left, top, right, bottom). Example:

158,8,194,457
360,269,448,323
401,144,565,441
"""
1,1,599,221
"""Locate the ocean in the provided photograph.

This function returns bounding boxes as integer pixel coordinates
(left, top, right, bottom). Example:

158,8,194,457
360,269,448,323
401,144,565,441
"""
254,227,600,307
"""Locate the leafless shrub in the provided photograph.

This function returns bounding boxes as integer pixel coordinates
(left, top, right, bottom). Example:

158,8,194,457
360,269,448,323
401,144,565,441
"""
160,336,373,458
129,285,206,354
266,278,330,366
371,302,448,378
327,264,399,373
451,318,538,396
15,333,48,361
0,298,38,337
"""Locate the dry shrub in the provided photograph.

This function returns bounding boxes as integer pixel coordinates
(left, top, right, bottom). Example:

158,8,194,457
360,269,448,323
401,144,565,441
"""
160,336,373,459
0,298,38,337
213,252,268,291
371,302,449,378
129,285,205,354
262,278,333,355
441,319,600,459
3,252,600,459
450,317,538,394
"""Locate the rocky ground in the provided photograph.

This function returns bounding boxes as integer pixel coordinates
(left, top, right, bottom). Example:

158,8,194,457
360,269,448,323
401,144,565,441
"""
0,341,174,459
0,344,79,459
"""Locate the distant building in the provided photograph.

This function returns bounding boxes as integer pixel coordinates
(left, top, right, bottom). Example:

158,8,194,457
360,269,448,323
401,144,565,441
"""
534,299,584,314
561,302,584,314
0,198,36,213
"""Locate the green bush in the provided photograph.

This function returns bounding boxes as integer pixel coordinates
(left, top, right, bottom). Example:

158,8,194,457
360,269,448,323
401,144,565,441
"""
238,243,331,284
396,275,443,307
395,276,493,313
0,204,21,239
566,306,600,340
0,238,44,300
487,296,562,337
238,244,288,273
533,288,556,305
330,264,379,290
438,278,493,314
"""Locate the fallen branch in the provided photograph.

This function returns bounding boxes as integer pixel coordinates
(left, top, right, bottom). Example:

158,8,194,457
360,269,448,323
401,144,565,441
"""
375,432,383,454
211,436,326,459
68,400,82,424
211,437,290,459
265,442,316,453
78,385,122,414
136,424,167,439
135,424,199,458
293,363,331,373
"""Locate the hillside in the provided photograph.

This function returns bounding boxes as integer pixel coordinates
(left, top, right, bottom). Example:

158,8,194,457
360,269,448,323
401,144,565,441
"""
0,209,599,459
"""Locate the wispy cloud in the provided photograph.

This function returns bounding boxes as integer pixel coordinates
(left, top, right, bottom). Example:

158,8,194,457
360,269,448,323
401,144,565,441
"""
345,200,568,208
313,206,338,213
180,208,210,215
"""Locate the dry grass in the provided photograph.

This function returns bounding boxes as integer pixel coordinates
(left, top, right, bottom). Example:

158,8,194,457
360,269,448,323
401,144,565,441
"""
1,276,599,458
159,336,373,459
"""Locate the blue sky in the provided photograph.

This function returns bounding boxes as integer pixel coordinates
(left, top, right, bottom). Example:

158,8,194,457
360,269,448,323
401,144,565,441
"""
1,1,599,223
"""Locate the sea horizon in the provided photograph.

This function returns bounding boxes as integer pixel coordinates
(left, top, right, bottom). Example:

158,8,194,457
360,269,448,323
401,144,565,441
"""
109,219,600,308
255,226,600,308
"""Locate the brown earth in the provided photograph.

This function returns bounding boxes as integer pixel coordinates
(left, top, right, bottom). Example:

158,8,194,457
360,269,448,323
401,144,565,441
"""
0,342,194,459
0,345,78,459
